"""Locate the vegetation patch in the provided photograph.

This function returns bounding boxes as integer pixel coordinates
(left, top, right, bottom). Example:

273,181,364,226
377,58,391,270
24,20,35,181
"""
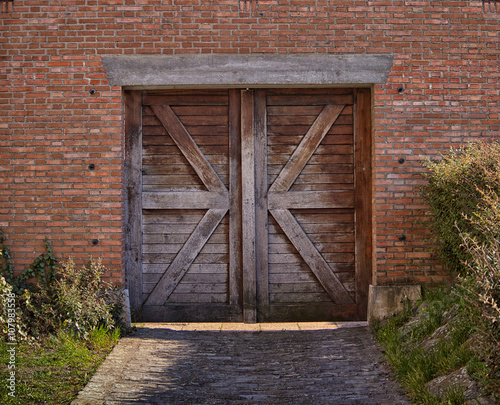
374,142,500,404
0,231,124,404
0,327,120,404
373,286,496,404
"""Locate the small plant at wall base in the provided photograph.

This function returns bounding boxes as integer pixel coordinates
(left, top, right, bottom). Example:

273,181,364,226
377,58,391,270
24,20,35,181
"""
0,231,123,404
0,230,123,338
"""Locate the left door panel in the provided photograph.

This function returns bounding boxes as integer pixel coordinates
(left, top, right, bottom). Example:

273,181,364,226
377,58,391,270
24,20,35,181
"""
139,90,242,321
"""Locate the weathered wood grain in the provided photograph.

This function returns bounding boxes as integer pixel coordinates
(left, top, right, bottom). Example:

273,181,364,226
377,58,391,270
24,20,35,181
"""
269,209,354,304
269,104,345,192
142,191,229,210
241,89,257,323
267,191,354,210
150,105,227,192
124,90,143,317
144,208,228,306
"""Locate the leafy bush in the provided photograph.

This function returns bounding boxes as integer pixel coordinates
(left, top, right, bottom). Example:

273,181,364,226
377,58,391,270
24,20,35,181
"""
0,229,58,295
421,142,500,397
421,141,500,275
0,232,122,340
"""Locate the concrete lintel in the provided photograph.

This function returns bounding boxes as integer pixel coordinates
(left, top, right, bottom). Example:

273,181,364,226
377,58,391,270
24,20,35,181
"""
102,54,394,89
367,285,422,325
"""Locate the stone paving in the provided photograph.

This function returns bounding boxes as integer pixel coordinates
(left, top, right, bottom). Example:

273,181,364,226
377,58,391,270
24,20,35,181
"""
72,322,411,405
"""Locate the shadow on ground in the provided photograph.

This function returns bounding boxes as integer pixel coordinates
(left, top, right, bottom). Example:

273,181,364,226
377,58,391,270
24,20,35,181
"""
73,326,411,404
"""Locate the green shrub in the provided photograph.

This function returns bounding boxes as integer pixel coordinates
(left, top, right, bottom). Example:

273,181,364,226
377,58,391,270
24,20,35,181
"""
421,142,500,398
421,141,500,275
0,232,122,340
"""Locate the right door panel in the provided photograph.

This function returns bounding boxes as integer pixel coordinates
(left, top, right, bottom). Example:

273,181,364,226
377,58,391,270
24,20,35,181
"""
255,89,370,322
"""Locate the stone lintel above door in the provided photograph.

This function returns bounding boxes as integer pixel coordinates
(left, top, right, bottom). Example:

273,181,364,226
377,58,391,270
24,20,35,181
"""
102,54,394,89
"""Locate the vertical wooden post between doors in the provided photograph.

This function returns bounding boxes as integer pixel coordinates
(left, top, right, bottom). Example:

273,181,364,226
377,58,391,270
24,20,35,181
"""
241,89,257,323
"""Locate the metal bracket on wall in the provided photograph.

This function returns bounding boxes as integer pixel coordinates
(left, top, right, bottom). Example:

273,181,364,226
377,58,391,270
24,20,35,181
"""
1,0,13,14
482,0,500,13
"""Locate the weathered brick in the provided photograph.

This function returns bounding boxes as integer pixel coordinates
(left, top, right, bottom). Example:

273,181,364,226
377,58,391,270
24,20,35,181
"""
1,0,499,288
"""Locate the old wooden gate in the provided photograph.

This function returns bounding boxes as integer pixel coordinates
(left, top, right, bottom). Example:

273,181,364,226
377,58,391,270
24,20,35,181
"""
125,88,371,322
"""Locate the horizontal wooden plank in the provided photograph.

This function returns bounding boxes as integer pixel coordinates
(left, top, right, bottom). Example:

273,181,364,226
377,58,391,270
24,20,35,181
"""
268,134,353,146
140,304,241,322
267,105,353,116
268,125,353,136
268,144,353,156
142,191,229,210
142,164,195,176
171,105,228,116
269,154,353,165
143,154,227,166
269,264,354,278
267,113,352,126
142,184,207,192
267,94,353,106
143,174,229,187
269,283,324,294
143,210,205,223
143,263,228,274
144,252,228,265
270,282,355,294
267,191,354,210
291,211,354,223
143,223,197,234
262,303,357,322
142,164,227,176
268,253,304,264
269,221,354,235
268,253,354,265
167,293,228,303
143,233,227,244
269,242,354,254
173,283,228,294
192,253,229,264
143,223,229,235
144,145,229,156
142,174,205,186
142,94,228,106
268,164,353,176
180,273,228,284
143,243,228,255
270,233,353,245
143,124,229,137
288,184,355,192
267,88,354,95
270,292,331,303
143,135,228,146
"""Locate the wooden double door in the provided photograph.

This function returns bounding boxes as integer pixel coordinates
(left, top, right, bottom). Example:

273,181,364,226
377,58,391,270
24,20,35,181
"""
126,88,371,322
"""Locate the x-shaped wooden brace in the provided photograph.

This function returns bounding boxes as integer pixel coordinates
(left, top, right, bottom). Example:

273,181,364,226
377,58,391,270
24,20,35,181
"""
144,105,229,306
268,104,355,304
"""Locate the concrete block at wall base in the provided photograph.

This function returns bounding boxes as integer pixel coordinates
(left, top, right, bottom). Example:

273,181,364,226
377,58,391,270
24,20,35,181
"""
121,289,132,329
367,285,422,325
107,289,132,329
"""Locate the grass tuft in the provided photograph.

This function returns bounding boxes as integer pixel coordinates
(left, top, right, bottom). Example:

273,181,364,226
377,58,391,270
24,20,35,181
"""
373,286,496,404
0,327,120,404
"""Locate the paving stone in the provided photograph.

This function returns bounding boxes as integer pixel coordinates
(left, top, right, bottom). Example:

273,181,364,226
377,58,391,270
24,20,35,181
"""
72,324,411,404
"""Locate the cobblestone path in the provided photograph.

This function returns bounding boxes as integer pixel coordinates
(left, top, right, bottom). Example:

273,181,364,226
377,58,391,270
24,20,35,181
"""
72,323,411,405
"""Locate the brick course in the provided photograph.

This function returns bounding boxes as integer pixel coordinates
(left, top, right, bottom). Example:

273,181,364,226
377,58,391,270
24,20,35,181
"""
1,0,499,286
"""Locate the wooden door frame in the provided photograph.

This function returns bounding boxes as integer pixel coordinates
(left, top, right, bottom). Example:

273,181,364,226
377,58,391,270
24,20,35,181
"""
353,88,372,321
124,88,372,322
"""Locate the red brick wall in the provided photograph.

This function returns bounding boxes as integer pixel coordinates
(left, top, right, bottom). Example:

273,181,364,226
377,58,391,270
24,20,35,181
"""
1,0,499,286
